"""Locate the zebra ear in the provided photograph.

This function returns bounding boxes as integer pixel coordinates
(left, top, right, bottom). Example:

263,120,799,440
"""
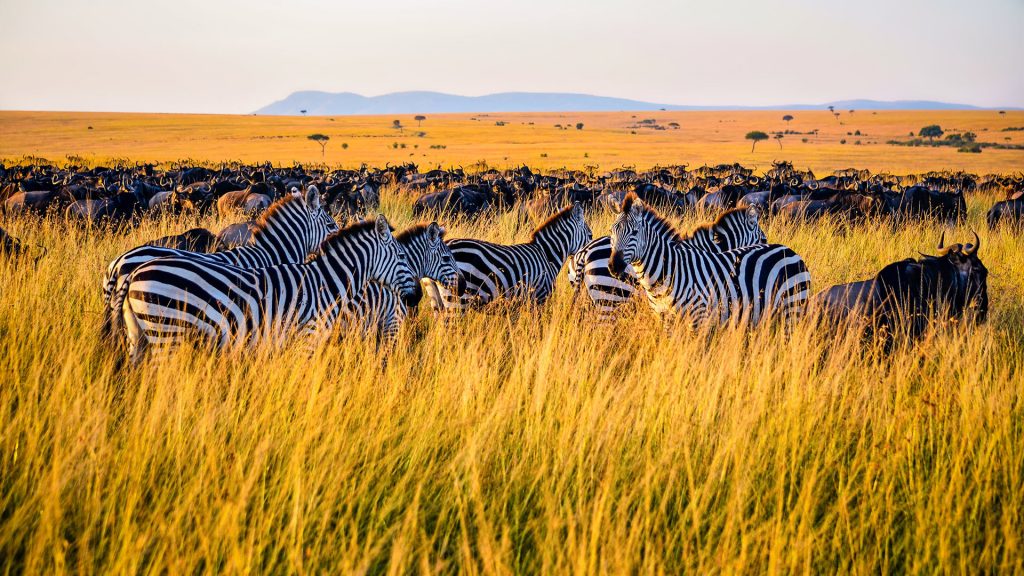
305,185,320,210
375,214,392,239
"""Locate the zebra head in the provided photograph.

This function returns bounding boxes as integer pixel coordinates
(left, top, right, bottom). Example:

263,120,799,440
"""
368,215,422,307
608,194,651,279
303,185,341,244
396,222,464,295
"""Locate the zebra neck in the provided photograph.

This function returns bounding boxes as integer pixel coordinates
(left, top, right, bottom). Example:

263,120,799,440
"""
251,224,307,263
307,250,369,307
533,229,572,268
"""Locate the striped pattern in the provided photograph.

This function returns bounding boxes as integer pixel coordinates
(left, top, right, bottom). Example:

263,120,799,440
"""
608,196,810,326
568,207,767,320
339,222,461,344
425,204,591,311
120,217,416,363
102,187,337,339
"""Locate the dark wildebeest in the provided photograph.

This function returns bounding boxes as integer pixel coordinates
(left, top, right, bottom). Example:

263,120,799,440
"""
216,222,257,249
987,199,1024,229
815,233,988,340
147,228,220,252
1,226,27,258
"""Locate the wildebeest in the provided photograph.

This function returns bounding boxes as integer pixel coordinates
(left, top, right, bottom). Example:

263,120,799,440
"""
216,222,257,249
1,226,27,257
815,233,988,340
987,199,1024,229
147,227,221,252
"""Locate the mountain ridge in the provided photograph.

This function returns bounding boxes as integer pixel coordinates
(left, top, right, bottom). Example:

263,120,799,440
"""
255,91,1011,116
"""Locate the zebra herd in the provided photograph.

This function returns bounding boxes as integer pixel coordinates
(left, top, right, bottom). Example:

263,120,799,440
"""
103,187,814,363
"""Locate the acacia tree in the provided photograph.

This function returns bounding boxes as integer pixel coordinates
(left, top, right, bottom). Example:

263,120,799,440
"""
393,119,403,132
414,115,426,127
774,133,784,149
308,133,329,157
746,131,768,152
919,125,944,140
782,114,794,124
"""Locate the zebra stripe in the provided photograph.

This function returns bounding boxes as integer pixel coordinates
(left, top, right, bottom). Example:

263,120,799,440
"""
608,195,810,326
568,207,767,320
426,204,591,311
335,222,461,345
102,187,338,339
120,216,416,363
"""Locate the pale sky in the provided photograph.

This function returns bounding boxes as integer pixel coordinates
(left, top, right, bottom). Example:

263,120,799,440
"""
1,0,1021,113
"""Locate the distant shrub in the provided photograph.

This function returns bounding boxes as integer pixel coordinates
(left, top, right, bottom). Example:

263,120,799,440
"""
854,130,861,136
576,122,584,130
958,144,982,153
840,139,847,145
341,143,348,150
918,125,944,140
801,138,808,143
540,153,548,158
855,140,862,145
495,121,506,126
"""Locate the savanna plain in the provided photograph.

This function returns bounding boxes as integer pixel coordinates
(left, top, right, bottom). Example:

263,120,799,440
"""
1,110,1023,574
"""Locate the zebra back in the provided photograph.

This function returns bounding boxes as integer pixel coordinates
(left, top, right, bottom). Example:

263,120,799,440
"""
102,187,337,340
430,203,591,310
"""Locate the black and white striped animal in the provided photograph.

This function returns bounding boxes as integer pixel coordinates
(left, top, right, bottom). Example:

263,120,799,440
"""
608,195,811,326
342,222,463,343
120,216,418,363
424,203,591,311
567,207,767,320
101,187,337,340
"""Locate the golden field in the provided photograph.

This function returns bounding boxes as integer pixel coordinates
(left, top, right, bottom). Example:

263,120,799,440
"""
1,109,1023,174
1,190,1023,573
1,111,1023,573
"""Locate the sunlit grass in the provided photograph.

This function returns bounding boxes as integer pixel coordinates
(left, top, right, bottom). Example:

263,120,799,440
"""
1,192,1022,573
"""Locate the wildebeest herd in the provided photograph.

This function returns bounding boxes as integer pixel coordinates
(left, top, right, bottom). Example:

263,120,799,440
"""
0,160,1014,362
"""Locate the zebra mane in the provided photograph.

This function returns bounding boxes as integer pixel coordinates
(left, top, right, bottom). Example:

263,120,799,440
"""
395,223,445,244
249,193,304,239
682,207,749,239
622,194,685,242
531,204,577,242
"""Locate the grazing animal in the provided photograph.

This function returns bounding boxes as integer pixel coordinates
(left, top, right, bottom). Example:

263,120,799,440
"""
147,228,220,252
216,221,257,249
120,216,419,363
987,199,1024,229
815,233,988,340
608,194,811,326
568,207,768,320
101,187,337,340
425,203,591,311
1,226,27,258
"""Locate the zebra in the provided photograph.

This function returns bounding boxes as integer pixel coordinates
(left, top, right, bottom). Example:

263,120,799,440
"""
340,222,463,344
101,186,337,340
608,194,811,327
424,203,591,311
567,206,767,320
119,216,418,363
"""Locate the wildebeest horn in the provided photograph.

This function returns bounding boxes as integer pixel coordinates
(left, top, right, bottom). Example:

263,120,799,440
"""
964,230,980,256
937,232,945,251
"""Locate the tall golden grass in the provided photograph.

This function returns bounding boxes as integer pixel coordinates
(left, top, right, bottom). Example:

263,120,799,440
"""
1,190,1022,573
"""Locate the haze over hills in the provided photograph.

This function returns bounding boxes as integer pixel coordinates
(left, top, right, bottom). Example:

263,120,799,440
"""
254,91,1005,116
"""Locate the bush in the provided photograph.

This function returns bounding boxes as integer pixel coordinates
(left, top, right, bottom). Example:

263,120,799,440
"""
918,125,944,140
958,144,982,153
840,139,847,145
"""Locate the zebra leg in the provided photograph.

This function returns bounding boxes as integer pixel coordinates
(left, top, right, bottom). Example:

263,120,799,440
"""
121,296,149,366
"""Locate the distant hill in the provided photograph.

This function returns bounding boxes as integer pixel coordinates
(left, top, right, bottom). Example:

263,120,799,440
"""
255,91,998,116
